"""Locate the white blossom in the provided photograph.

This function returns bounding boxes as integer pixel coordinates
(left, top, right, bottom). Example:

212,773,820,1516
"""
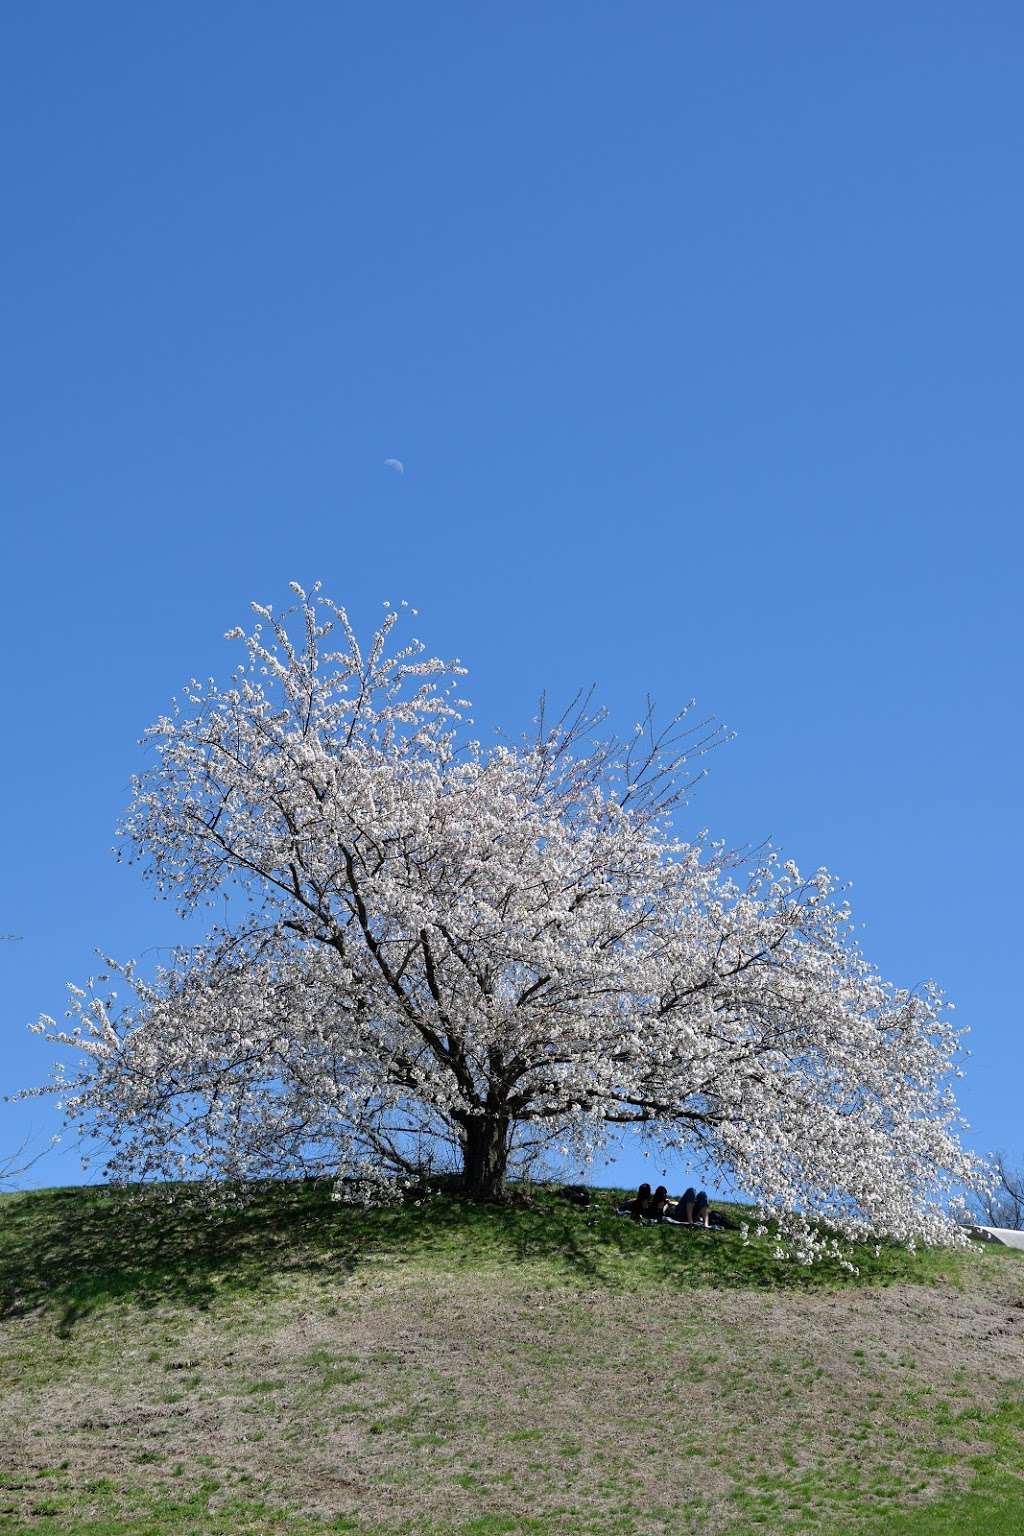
27,585,983,1246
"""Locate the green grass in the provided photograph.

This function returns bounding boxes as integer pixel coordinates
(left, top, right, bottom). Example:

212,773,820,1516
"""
0,1180,978,1329
4,1473,1024,1536
0,1479,363,1535
1,1180,1021,1536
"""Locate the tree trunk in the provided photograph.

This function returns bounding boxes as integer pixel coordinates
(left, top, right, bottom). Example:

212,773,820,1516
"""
460,1113,511,1200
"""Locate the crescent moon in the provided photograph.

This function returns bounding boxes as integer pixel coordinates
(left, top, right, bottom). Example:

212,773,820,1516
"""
383,458,405,476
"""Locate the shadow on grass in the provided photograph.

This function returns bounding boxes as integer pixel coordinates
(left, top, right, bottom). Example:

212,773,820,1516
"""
0,1180,979,1333
0,1183,361,1332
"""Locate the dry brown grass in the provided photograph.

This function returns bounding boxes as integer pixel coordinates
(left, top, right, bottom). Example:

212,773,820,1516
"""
3,1237,1023,1534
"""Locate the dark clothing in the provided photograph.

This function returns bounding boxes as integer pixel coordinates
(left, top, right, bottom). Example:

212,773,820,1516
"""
617,1194,652,1219
677,1187,709,1223
617,1183,653,1220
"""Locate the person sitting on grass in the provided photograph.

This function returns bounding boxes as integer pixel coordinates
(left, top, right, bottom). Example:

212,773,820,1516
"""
617,1182,652,1219
648,1185,671,1223
674,1187,710,1226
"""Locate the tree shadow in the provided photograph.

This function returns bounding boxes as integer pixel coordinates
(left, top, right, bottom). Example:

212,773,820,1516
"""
0,1181,967,1334
0,1183,365,1333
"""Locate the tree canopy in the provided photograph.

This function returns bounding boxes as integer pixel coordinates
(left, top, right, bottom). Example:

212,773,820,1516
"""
33,584,980,1253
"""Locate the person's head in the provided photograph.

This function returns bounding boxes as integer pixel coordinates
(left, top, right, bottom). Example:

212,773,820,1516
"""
638,1182,651,1198
653,1186,668,1200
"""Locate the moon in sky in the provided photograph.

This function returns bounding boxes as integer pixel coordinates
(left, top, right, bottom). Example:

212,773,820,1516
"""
383,458,405,476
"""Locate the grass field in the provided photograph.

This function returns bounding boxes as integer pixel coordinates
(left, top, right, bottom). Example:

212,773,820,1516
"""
1,1181,1022,1535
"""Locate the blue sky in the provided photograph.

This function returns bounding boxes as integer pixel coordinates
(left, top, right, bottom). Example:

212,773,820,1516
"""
2,3,1021,1195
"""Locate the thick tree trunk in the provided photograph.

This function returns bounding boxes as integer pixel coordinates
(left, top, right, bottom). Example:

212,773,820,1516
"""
460,1113,511,1200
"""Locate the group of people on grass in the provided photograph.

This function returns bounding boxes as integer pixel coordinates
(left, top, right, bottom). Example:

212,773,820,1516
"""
617,1182,711,1226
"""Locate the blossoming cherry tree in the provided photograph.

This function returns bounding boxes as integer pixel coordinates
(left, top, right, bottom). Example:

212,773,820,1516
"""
34,584,980,1251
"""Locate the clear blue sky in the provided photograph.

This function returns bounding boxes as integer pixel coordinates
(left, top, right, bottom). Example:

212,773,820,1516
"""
2,3,1021,1195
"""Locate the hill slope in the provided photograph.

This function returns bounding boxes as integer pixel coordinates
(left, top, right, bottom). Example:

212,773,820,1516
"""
1,1183,1022,1536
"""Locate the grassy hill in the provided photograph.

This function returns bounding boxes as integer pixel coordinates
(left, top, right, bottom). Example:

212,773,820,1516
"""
1,1181,1022,1536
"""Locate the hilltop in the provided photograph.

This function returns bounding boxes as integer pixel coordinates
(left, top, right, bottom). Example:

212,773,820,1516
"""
1,1182,1022,1536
